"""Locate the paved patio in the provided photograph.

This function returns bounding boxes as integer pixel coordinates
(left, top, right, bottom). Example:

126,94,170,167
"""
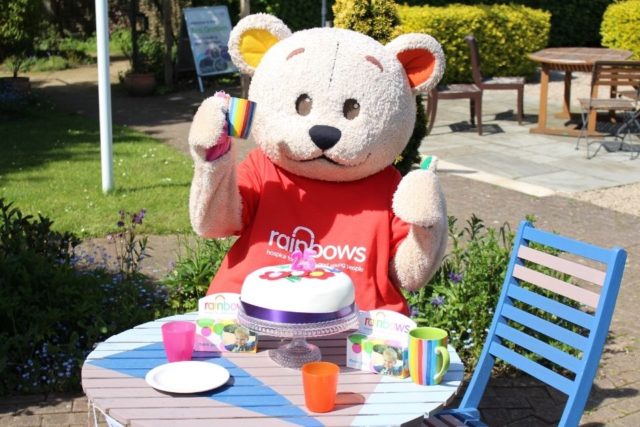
423,71,640,196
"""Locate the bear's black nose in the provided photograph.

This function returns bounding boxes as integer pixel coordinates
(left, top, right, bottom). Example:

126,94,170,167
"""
309,125,341,150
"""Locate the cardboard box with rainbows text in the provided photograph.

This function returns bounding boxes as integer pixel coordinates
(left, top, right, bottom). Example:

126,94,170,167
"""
194,293,258,353
346,309,416,378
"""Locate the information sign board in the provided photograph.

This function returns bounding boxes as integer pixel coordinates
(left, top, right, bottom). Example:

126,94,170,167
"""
183,6,236,91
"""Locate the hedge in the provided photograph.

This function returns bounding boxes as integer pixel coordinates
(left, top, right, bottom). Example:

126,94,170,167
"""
397,0,613,48
395,4,550,84
601,0,640,59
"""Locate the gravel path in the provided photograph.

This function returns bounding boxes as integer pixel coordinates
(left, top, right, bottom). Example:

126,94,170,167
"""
569,182,640,217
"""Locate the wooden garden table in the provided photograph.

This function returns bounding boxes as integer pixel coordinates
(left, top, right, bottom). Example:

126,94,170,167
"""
528,47,632,137
82,313,464,427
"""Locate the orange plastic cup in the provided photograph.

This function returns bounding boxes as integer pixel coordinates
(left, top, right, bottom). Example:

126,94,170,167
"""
301,361,340,413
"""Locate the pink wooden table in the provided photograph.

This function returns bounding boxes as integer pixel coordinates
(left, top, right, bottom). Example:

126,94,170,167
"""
82,313,464,427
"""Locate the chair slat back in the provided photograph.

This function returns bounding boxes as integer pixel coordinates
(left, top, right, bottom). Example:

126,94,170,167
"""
591,60,640,99
459,221,627,427
464,34,484,86
512,264,600,308
517,246,606,285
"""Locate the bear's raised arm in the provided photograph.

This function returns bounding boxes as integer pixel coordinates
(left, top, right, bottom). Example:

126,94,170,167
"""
188,96,243,238
390,166,448,291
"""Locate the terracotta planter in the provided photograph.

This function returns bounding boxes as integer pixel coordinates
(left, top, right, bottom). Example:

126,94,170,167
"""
0,77,31,102
123,73,157,97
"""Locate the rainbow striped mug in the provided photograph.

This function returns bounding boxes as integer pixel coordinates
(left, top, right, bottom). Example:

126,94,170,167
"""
226,97,256,139
408,327,450,385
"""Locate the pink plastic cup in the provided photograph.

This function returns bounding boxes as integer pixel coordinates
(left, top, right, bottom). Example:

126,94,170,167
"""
161,321,196,362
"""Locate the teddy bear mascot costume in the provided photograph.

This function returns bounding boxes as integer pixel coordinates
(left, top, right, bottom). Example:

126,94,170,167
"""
188,13,447,315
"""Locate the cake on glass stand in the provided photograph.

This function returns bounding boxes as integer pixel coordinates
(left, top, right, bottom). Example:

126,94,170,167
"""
237,249,359,369
237,304,358,368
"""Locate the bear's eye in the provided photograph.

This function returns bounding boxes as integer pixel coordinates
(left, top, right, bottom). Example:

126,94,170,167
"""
343,99,360,120
296,94,312,116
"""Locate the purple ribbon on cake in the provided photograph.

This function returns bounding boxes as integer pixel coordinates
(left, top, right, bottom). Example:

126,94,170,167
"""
241,300,356,324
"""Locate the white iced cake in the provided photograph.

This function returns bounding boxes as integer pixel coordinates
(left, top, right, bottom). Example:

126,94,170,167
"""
239,264,356,324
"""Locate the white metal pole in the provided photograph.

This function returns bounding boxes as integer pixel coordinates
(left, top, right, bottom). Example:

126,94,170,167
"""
321,0,326,27
95,0,114,193
240,0,251,97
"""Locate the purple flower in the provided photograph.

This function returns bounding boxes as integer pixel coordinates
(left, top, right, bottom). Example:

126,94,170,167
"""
430,295,445,307
448,272,463,283
132,209,146,225
409,306,420,318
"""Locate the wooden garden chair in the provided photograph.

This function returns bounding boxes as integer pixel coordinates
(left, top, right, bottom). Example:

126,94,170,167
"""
426,84,483,135
465,34,525,125
425,220,627,427
575,60,640,159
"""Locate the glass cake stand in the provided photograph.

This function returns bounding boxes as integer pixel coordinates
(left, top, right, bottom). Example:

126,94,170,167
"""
237,305,359,369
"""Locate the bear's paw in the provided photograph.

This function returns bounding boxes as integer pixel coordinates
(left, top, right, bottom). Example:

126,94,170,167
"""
392,169,446,229
188,95,230,161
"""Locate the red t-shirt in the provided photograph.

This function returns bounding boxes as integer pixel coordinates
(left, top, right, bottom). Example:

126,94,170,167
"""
207,149,411,315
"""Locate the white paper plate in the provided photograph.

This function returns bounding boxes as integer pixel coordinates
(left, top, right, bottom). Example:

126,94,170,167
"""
145,361,230,394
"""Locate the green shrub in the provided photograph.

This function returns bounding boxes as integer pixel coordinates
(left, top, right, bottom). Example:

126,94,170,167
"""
163,236,234,313
396,4,550,84
113,29,164,77
399,0,612,48
33,29,96,68
11,55,70,73
333,0,400,44
0,0,45,77
601,0,640,59
0,199,79,265
530,0,612,48
0,200,170,395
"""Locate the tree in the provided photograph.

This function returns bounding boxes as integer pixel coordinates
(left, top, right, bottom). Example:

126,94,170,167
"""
0,0,45,77
333,0,400,44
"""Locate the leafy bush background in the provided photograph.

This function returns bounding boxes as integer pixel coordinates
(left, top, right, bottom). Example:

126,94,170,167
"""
398,0,613,48
163,237,234,314
0,200,170,395
601,0,640,59
333,0,400,44
395,4,550,84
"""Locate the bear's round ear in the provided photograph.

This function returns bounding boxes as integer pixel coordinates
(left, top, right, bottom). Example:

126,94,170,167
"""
385,33,445,93
228,13,292,76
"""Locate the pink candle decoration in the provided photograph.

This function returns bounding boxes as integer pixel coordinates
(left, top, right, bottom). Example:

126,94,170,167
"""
291,249,317,272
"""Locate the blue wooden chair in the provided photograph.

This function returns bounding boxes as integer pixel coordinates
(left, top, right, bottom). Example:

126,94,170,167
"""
425,220,627,427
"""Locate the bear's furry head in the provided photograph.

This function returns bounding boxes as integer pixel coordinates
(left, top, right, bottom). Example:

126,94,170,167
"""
229,14,444,182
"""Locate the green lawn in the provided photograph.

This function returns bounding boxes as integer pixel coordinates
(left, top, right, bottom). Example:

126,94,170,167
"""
0,103,194,237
